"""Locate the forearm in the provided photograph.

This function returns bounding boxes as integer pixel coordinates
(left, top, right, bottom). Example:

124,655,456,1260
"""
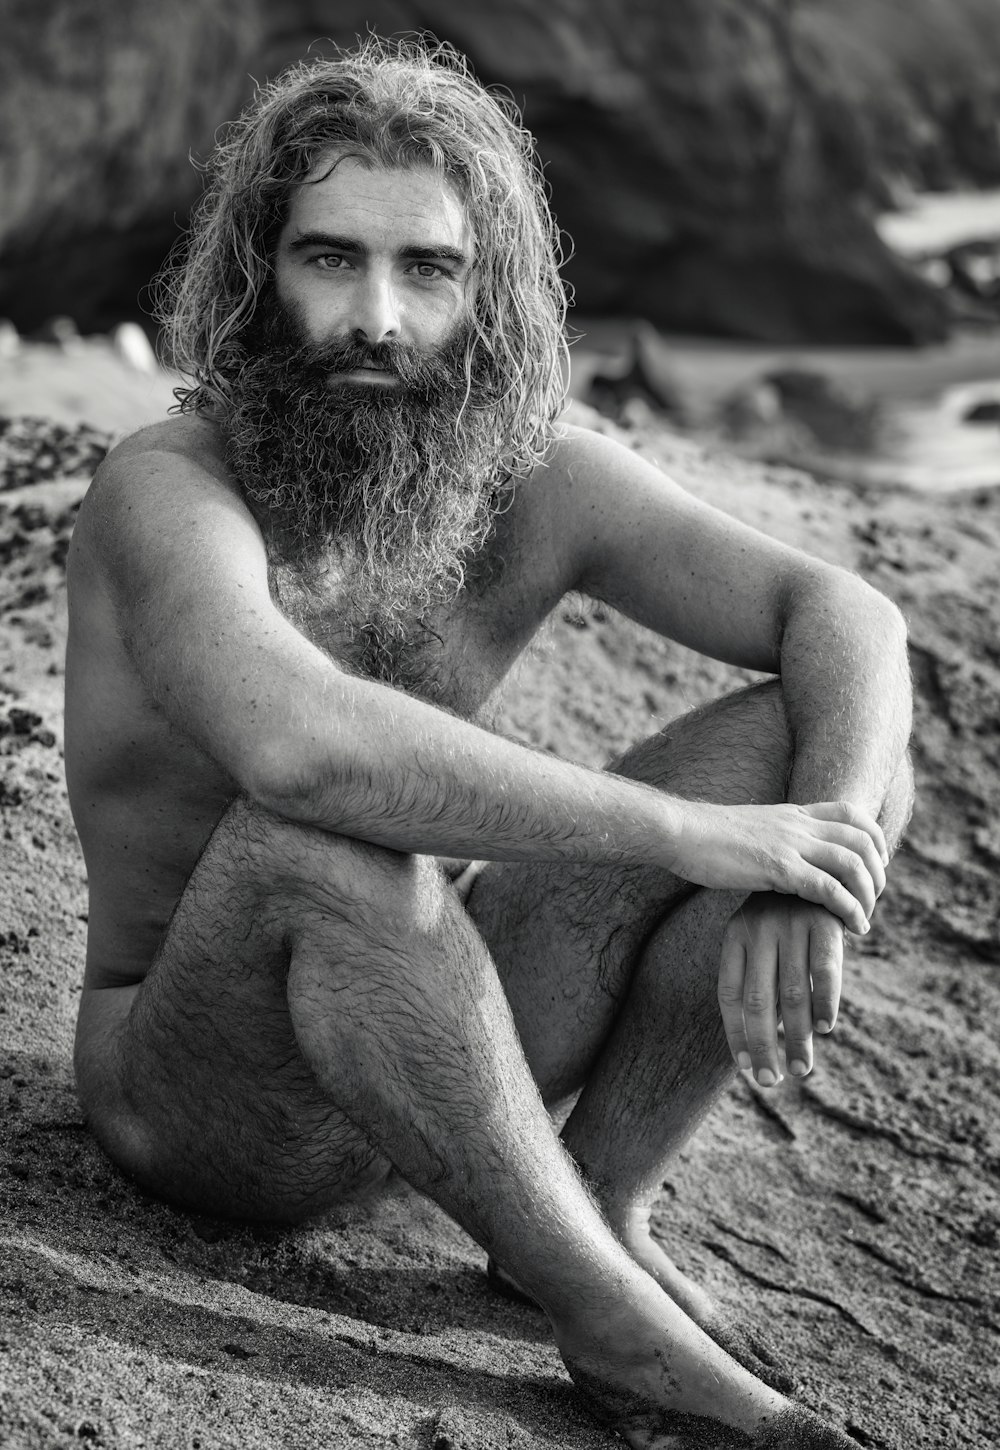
778,573,912,816
254,672,683,868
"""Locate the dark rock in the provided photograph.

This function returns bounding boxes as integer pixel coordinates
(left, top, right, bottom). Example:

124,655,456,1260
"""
0,0,258,332
0,777,25,807
588,322,686,419
6,708,43,737
2,0,992,341
0,417,111,490
189,1215,236,1243
720,381,785,440
946,239,1000,304
963,399,1000,424
220,1342,256,1360
11,504,48,532
720,367,883,453
968,1213,998,1248
764,368,883,452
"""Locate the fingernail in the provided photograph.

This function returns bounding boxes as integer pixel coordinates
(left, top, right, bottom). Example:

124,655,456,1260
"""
737,1052,752,1070
815,1019,832,1034
789,1059,809,1077
757,1068,779,1087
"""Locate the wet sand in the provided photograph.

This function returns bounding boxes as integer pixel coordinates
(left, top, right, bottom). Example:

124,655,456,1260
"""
1,340,999,1448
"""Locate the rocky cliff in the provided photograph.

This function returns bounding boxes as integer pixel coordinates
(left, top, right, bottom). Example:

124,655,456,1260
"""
2,0,999,341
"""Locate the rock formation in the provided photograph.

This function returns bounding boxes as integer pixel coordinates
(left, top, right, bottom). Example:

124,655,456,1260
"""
2,0,998,341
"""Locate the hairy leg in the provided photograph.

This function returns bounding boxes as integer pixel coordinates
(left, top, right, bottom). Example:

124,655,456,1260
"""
278,802,863,1449
560,719,913,1233
470,680,913,1380
77,795,856,1447
469,682,795,1138
76,803,395,1221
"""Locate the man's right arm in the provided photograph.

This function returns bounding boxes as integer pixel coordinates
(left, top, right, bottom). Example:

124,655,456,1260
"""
84,440,884,934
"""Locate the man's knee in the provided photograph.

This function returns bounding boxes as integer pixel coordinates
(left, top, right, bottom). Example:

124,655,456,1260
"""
613,678,791,805
217,795,451,947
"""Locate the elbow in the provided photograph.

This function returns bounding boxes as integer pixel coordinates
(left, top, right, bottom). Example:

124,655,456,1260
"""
863,582,914,730
238,737,328,824
872,588,912,690
853,572,910,658
867,585,910,663
829,568,910,652
867,584,908,645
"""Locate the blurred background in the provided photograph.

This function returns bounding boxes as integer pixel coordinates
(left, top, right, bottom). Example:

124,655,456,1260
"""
2,0,1000,487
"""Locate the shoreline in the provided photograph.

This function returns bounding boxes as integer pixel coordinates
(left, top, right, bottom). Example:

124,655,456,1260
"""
875,186,1000,258
568,321,1000,495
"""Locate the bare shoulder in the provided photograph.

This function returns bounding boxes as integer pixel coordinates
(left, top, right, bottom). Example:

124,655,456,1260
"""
538,419,686,515
543,419,639,486
72,412,269,627
114,411,224,461
77,413,258,563
514,419,689,589
85,413,232,516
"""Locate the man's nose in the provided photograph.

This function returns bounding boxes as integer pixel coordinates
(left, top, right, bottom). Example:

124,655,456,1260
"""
349,273,401,344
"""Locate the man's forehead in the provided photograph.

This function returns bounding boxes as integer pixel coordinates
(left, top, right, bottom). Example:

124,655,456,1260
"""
287,153,472,250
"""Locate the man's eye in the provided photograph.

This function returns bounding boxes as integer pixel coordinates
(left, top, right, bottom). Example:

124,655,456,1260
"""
314,254,347,270
413,262,445,279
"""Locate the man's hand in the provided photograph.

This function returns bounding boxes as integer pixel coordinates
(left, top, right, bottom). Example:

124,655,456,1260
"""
717,894,848,1086
672,799,888,937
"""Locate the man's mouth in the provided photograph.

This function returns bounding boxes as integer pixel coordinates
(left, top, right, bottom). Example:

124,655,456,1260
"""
330,365,400,387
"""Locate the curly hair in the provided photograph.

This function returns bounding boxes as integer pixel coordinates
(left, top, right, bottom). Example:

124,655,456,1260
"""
155,36,569,480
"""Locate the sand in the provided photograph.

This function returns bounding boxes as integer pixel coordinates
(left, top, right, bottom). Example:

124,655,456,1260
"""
1,339,999,1449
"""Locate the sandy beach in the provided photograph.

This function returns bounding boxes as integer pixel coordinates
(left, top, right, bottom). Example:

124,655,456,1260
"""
1,337,999,1449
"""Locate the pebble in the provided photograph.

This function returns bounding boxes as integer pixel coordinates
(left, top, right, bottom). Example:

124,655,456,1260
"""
111,322,158,374
0,320,19,360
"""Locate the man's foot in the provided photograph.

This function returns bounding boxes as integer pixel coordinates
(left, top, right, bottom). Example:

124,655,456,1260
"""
487,1233,794,1396
548,1273,854,1450
619,1228,796,1397
571,1385,863,1449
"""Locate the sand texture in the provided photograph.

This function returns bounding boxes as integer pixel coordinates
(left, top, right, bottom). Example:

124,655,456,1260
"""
1,344,998,1449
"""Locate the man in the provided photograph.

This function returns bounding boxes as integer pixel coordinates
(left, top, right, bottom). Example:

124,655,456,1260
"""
65,39,912,1450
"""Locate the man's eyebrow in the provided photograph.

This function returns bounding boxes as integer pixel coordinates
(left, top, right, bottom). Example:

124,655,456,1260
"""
287,231,469,266
287,231,363,254
403,243,470,267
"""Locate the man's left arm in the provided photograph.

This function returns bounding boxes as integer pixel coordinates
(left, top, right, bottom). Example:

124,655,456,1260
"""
552,424,913,1084
778,564,911,815
719,563,911,1086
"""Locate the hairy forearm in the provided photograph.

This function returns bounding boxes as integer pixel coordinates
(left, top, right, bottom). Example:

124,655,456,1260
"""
248,633,894,932
253,673,683,867
778,572,912,816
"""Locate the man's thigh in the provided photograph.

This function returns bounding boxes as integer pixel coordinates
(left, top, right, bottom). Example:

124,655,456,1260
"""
467,680,791,1101
76,799,443,1223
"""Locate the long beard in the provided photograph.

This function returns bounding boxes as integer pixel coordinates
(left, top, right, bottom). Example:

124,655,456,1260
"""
223,307,512,687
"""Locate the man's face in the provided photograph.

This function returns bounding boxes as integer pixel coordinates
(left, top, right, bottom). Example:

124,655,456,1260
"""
224,157,508,692
273,156,474,377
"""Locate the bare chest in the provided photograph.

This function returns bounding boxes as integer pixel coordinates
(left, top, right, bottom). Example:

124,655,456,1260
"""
273,534,564,727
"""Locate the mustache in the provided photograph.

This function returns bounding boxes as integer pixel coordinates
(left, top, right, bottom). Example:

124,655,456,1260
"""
305,337,432,382
250,314,469,400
